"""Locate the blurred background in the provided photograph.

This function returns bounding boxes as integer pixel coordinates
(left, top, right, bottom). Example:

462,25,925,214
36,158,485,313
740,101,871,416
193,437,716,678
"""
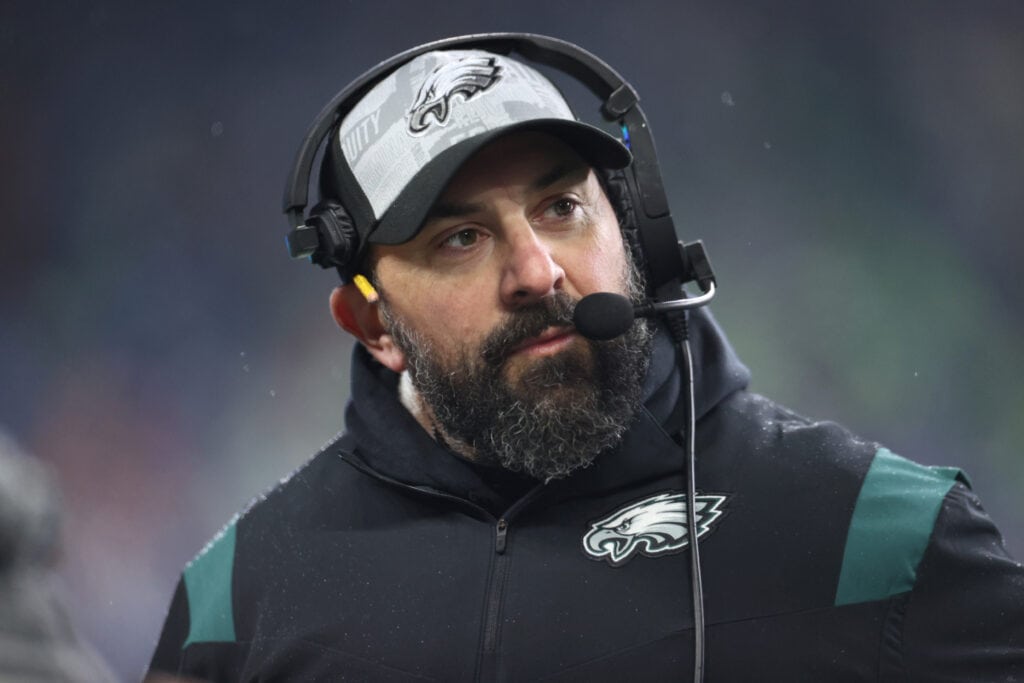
2,0,1021,678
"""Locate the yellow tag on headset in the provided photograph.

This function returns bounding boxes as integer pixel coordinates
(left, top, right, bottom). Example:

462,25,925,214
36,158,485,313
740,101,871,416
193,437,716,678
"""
352,274,379,303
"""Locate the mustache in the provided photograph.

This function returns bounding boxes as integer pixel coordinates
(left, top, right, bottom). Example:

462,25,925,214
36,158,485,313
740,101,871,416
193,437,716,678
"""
479,293,578,369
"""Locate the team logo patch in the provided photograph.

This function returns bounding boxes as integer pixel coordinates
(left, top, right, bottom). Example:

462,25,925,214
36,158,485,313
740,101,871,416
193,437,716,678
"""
408,56,502,134
582,491,727,567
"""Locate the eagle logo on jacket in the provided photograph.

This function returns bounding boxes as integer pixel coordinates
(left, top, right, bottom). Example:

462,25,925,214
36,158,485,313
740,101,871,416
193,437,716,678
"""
582,491,728,566
408,56,502,134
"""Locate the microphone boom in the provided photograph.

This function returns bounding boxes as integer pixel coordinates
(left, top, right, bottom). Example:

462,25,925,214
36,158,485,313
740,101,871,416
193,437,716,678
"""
573,283,717,341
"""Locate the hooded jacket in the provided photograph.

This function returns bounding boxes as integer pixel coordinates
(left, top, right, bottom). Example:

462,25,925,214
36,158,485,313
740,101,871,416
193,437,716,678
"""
149,309,1024,681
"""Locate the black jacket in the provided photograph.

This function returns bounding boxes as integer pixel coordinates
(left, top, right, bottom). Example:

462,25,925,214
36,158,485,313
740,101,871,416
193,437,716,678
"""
149,310,1024,681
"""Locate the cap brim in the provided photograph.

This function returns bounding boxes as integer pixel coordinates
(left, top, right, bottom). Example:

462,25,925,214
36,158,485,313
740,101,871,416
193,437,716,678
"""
368,120,632,245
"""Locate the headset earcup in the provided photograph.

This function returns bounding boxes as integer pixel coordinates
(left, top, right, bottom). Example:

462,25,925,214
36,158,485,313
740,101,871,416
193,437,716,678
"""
598,168,649,292
306,201,360,275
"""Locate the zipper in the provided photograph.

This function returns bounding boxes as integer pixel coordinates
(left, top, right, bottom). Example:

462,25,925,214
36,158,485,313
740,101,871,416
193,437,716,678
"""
476,487,547,681
477,518,512,682
495,518,508,554
340,448,547,682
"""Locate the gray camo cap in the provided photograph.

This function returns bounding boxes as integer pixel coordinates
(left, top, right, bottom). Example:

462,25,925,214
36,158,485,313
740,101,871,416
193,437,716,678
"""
334,48,632,245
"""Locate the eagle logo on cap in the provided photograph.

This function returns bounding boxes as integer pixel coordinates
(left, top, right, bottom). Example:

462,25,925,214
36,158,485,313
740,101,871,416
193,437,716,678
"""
408,56,502,134
582,491,728,567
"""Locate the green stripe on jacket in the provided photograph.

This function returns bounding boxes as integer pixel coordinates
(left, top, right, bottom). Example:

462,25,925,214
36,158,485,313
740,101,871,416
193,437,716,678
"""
183,517,238,646
835,447,960,606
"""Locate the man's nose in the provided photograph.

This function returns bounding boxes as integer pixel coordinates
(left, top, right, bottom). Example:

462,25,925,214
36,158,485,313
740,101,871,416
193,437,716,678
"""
499,224,566,307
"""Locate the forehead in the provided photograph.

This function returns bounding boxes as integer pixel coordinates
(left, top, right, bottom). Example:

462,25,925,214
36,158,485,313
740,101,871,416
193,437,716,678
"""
435,131,593,204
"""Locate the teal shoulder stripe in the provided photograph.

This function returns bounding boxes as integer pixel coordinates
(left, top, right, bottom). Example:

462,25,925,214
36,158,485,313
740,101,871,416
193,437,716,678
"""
183,517,238,647
835,448,959,606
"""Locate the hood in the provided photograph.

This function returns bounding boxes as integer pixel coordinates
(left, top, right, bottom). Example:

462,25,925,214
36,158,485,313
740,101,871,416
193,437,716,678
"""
342,307,750,511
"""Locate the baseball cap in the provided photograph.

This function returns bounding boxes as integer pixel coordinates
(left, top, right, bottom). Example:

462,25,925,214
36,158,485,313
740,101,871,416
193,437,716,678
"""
329,48,633,246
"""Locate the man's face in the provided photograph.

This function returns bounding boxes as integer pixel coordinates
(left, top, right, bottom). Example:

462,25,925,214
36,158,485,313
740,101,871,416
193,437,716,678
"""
370,131,652,479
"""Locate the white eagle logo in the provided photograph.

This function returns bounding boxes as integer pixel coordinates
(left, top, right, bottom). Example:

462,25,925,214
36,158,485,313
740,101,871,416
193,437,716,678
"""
408,56,502,134
582,491,727,566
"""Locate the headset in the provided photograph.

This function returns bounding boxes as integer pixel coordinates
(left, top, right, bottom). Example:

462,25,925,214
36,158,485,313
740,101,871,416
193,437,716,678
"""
282,33,714,683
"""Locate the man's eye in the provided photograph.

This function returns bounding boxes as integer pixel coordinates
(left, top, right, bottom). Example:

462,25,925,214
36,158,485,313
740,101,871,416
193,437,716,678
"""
550,198,579,217
441,228,480,249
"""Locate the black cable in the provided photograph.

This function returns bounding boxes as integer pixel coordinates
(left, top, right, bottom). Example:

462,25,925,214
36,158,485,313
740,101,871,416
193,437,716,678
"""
665,310,705,683
681,336,705,683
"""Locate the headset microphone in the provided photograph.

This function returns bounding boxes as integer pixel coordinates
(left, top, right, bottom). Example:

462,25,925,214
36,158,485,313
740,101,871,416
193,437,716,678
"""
574,240,717,341
573,283,717,341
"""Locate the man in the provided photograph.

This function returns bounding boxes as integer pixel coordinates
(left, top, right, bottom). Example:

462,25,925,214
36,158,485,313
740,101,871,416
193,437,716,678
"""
149,37,1024,681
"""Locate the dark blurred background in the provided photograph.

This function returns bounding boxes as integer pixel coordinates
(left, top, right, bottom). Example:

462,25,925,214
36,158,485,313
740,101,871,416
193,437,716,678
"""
2,1,1021,678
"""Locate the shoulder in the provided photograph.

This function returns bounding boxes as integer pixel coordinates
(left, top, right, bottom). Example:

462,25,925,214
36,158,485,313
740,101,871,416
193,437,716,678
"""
834,447,965,605
705,390,881,485
238,430,359,529
705,391,987,604
171,432,359,647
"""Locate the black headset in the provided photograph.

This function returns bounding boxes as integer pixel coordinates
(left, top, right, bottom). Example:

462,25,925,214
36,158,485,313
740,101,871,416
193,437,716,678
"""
282,33,712,682
282,33,712,298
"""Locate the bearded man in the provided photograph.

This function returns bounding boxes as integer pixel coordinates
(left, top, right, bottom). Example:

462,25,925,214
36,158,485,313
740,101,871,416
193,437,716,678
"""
148,36,1024,681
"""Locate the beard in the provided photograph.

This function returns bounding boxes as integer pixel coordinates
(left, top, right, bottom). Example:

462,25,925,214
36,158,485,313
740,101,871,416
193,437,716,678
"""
380,274,653,482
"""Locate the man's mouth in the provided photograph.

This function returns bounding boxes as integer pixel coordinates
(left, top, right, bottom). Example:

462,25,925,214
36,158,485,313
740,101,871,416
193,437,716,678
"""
508,326,577,358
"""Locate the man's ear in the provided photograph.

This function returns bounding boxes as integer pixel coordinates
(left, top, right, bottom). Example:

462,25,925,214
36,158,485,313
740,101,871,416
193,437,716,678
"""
329,285,406,373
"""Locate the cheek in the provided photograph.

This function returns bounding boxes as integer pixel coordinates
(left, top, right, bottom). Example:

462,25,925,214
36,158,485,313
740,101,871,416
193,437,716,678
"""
568,230,630,295
424,296,487,343
378,264,500,347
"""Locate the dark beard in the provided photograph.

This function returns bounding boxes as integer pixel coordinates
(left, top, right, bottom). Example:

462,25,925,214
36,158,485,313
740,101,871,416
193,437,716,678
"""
383,291,653,481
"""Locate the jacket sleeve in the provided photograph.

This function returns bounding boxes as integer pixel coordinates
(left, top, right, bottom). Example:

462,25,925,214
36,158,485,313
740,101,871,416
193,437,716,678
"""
901,482,1024,680
148,567,252,681
146,577,194,678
